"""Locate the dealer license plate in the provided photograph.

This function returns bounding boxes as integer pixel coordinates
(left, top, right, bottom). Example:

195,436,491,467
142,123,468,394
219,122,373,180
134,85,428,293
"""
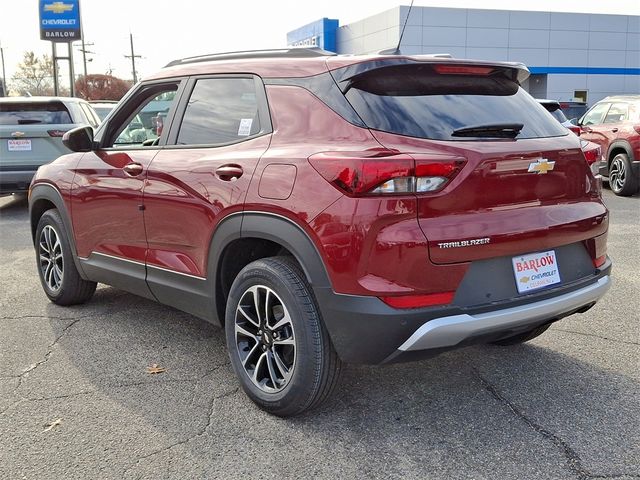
512,250,561,294
8,139,32,151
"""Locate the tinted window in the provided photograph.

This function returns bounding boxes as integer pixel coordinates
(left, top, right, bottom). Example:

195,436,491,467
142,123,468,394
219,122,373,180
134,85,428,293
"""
603,103,628,124
540,103,569,123
581,103,610,126
344,64,567,140
0,101,72,125
177,78,260,145
112,87,178,147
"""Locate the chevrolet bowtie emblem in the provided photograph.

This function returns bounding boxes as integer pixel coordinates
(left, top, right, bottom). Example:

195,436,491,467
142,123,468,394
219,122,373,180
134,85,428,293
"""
528,159,555,174
44,2,74,14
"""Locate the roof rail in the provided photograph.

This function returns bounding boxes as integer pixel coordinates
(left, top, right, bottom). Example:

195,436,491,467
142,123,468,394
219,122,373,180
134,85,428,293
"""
165,47,336,68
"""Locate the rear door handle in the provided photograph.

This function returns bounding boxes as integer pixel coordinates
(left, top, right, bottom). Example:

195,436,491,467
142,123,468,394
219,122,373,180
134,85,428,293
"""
216,164,243,181
123,162,144,177
611,128,618,133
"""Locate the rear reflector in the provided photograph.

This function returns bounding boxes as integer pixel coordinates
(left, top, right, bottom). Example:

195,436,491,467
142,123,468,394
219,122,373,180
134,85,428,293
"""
380,292,455,309
593,255,606,268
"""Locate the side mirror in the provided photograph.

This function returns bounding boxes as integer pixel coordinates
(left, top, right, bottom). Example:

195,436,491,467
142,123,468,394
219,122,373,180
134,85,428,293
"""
62,126,95,152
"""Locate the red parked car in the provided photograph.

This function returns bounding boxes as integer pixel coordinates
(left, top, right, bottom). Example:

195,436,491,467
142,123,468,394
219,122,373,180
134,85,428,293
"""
29,49,611,416
578,95,640,196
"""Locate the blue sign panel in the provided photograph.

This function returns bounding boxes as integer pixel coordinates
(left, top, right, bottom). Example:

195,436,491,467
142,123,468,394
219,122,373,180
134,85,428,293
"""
39,0,82,42
287,18,339,53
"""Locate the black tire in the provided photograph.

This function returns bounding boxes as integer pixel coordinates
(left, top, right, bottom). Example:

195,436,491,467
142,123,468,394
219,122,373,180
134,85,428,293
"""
609,152,639,196
35,209,97,306
225,256,342,417
491,323,551,346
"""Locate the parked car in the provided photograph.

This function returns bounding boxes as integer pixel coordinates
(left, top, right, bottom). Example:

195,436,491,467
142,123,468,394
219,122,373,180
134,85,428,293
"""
577,95,640,196
0,96,100,193
559,101,588,123
29,49,611,416
536,99,581,135
89,100,118,122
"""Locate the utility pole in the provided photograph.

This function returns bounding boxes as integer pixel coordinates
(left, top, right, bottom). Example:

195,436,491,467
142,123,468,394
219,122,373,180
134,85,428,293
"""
125,33,141,84
0,42,6,96
77,40,95,77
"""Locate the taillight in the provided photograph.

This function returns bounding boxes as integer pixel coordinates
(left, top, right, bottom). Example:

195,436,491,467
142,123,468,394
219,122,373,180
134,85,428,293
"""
568,125,581,135
47,130,68,137
581,143,602,165
380,291,455,309
308,151,465,196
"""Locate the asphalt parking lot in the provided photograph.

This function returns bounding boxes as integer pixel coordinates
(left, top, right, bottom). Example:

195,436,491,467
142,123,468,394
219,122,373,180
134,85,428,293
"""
0,188,638,480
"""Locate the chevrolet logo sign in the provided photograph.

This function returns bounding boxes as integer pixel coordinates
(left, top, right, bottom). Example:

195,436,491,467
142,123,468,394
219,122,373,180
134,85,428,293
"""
527,159,555,174
44,2,74,14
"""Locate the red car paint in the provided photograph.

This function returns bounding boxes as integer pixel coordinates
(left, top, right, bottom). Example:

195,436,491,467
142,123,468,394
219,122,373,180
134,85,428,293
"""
32,52,609,309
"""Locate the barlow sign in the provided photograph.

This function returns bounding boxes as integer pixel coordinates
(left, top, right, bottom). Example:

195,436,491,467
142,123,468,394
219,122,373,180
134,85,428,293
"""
39,0,82,42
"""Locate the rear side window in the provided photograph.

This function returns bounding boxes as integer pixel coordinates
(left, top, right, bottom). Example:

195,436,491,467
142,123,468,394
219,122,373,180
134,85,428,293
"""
0,101,72,125
344,64,568,141
603,103,628,124
177,78,260,146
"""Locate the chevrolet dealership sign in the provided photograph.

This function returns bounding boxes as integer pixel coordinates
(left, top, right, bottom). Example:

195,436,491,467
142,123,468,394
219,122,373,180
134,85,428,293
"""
39,0,82,42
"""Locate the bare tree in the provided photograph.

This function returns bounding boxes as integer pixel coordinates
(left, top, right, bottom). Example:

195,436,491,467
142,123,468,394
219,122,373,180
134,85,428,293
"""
10,51,54,96
75,74,131,101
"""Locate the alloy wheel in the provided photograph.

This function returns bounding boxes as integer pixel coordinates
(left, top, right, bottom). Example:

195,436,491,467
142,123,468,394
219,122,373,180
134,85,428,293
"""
234,285,296,393
39,225,64,292
609,156,626,193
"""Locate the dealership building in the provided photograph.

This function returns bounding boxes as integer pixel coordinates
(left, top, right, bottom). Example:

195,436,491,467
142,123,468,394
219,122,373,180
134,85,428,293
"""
287,6,640,107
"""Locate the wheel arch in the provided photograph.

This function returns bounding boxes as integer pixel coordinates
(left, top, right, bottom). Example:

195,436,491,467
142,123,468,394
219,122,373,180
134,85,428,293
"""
607,140,634,166
209,212,332,325
29,183,88,279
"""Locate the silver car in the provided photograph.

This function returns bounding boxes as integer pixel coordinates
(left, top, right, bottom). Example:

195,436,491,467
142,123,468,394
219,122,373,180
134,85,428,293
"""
0,96,100,194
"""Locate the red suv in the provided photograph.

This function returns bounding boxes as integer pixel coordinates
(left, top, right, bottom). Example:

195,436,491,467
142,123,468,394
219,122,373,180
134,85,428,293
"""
29,49,611,416
578,95,640,196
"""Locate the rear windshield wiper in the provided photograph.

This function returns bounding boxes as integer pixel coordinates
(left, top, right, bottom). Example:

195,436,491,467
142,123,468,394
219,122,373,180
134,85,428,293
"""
452,123,524,138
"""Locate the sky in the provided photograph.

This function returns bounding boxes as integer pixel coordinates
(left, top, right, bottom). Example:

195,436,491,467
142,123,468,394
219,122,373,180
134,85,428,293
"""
1,0,639,89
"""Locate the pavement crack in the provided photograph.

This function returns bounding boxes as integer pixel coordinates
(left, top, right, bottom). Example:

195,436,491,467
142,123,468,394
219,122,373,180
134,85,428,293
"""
122,386,240,478
15,316,86,388
552,328,640,347
475,369,592,480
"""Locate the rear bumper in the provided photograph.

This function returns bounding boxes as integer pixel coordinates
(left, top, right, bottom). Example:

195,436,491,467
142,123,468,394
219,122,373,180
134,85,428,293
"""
398,275,609,352
315,261,611,364
0,169,37,193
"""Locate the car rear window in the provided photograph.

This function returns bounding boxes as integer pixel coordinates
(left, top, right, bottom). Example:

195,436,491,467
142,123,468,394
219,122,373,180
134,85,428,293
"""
542,104,569,123
344,64,568,141
0,101,72,125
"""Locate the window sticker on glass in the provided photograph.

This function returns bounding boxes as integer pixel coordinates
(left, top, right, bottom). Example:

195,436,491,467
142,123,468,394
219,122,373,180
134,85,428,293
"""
238,118,253,136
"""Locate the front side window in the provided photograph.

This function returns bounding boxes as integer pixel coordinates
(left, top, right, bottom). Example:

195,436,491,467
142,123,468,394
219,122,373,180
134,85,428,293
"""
581,103,610,126
603,103,628,124
177,78,260,146
110,86,178,147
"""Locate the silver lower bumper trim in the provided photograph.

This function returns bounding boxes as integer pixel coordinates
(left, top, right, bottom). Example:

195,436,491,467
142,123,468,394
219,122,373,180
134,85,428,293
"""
398,276,611,352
